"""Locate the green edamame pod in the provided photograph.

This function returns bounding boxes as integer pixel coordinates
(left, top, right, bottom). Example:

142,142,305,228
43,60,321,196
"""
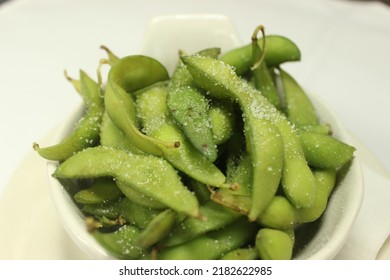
135,84,172,135
162,200,241,247
135,82,226,187
74,177,123,204
220,247,258,260
53,146,200,217
221,35,301,76
105,81,178,156
167,48,221,161
33,105,103,161
225,152,253,196
182,55,316,209
79,70,104,107
167,86,218,161
100,111,144,154
252,62,281,109
82,198,122,220
156,218,258,260
34,71,104,161
93,225,148,259
299,124,331,135
170,47,221,89
108,55,169,93
279,68,318,126
136,209,178,248
104,55,175,156
181,55,285,219
188,179,211,204
299,131,356,169
209,100,235,145
257,196,297,230
115,180,166,210
150,123,226,187
255,228,294,260
297,169,337,223
278,121,316,209
258,169,338,228
114,197,161,229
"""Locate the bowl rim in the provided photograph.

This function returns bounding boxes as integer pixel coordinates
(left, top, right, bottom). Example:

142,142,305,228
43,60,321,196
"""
299,92,364,260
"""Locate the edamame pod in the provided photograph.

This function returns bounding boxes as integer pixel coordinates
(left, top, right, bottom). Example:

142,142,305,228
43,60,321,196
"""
104,55,174,156
156,218,258,260
82,198,122,220
135,84,172,135
108,55,169,93
297,169,337,223
181,55,285,219
74,177,123,204
188,179,211,204
79,69,104,107
33,104,103,161
279,68,318,126
181,55,316,209
33,71,104,161
115,180,167,210
299,124,331,135
278,122,316,209
167,48,220,161
255,228,294,260
114,197,161,229
136,209,178,248
151,123,226,187
162,200,241,247
258,169,337,228
167,86,217,161
53,146,200,217
220,247,258,260
100,111,144,154
221,35,301,75
209,100,235,145
105,81,177,156
257,196,297,230
136,82,226,187
93,225,148,259
299,131,356,169
225,152,253,196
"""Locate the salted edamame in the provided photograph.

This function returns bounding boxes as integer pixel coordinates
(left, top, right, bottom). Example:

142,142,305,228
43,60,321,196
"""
33,24,356,260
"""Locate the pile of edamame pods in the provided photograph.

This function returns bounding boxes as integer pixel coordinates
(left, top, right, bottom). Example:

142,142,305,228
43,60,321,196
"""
33,25,356,260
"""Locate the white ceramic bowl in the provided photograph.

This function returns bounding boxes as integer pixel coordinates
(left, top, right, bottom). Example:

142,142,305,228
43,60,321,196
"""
47,14,364,260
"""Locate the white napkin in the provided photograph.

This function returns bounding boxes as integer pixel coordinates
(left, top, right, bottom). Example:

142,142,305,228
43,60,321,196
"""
335,164,390,259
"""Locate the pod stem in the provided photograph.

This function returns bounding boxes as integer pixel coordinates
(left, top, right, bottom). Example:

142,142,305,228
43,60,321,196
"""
63,70,81,93
250,25,266,71
32,142,39,151
97,58,110,89
100,45,119,65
